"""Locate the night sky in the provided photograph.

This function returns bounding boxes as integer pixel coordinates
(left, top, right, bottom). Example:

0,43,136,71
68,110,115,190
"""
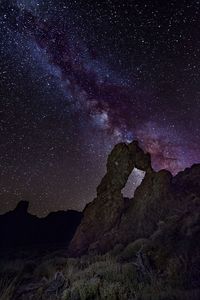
0,0,200,216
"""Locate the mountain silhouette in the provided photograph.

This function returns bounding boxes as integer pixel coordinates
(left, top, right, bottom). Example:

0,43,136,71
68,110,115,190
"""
0,201,83,249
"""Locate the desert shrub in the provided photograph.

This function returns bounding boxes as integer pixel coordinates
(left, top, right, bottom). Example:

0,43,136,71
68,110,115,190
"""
33,260,57,279
135,278,171,300
71,255,118,282
65,258,81,280
166,256,187,288
110,244,124,257
99,281,130,300
135,284,200,300
81,253,111,267
101,263,122,283
51,256,68,268
0,274,17,300
121,263,138,285
61,288,71,300
70,286,81,300
89,260,121,283
79,255,91,270
149,246,170,272
73,278,100,300
121,239,149,261
66,257,80,267
33,255,71,280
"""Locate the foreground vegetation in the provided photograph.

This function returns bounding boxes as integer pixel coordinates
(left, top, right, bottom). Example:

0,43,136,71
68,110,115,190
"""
0,239,199,300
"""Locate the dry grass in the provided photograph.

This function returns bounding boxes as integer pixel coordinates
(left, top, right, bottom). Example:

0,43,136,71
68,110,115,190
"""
0,245,199,300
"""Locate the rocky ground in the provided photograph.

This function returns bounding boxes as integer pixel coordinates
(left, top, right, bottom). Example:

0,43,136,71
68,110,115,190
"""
0,237,199,300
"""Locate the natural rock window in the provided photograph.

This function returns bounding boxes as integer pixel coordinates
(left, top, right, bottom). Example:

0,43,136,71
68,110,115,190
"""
122,168,146,198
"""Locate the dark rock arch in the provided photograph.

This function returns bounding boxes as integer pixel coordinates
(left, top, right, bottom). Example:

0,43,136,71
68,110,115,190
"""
69,141,153,256
69,140,200,257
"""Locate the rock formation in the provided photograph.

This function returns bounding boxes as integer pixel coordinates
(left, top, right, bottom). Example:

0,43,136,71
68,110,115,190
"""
69,140,200,256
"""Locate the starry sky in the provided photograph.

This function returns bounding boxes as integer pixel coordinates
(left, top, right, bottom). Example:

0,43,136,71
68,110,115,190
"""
0,0,200,216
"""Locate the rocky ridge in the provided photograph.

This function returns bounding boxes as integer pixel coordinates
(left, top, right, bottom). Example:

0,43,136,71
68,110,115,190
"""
69,140,200,256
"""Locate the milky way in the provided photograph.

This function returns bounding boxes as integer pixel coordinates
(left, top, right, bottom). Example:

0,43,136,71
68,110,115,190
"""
0,0,200,215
